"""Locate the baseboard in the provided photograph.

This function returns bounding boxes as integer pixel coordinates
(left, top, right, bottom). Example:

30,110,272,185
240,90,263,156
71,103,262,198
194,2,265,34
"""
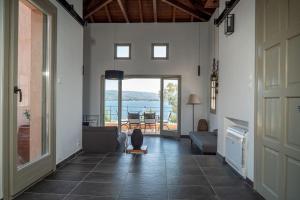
245,177,254,188
56,149,83,169
216,152,226,163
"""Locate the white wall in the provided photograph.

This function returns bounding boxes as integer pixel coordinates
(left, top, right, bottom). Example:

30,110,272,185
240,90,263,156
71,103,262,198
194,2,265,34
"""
49,0,84,164
208,0,255,180
83,23,210,135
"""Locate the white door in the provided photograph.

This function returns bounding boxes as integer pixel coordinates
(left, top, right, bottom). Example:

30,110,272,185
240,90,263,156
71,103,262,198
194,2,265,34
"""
255,0,300,199
160,77,181,138
8,0,57,196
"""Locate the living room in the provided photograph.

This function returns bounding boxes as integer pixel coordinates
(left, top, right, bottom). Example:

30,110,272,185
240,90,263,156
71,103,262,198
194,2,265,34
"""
0,0,299,199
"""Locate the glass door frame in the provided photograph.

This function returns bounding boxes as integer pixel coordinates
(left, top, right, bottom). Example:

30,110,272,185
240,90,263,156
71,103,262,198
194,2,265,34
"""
6,0,57,196
100,75,181,137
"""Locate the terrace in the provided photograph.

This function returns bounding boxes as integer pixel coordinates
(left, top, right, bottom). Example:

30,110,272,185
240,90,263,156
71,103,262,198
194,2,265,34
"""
84,105,178,134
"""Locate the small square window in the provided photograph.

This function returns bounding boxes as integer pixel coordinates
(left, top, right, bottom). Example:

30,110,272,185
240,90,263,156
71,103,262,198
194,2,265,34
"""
115,43,131,59
152,43,169,60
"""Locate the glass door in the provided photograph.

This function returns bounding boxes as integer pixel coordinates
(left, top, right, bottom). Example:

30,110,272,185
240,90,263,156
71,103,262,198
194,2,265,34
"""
160,77,181,138
9,0,56,196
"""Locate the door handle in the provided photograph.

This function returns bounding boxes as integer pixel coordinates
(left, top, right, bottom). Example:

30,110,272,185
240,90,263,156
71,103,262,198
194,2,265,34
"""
14,86,23,102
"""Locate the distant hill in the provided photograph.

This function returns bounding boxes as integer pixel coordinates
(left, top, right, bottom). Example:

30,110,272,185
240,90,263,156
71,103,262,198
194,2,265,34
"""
105,90,159,101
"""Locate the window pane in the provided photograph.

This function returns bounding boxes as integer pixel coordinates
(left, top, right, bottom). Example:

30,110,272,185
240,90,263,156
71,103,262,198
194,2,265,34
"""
104,80,119,127
116,45,130,58
17,0,49,167
153,44,168,59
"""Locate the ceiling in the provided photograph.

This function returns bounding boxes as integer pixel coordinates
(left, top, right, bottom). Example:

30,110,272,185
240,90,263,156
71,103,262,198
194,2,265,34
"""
83,0,219,23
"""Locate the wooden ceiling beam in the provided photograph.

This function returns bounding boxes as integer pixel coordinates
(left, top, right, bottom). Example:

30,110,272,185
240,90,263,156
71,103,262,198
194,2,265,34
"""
138,0,143,22
188,0,212,15
162,0,210,21
117,0,129,23
204,0,219,9
90,15,95,23
105,5,112,22
85,0,113,19
172,7,176,22
153,0,157,22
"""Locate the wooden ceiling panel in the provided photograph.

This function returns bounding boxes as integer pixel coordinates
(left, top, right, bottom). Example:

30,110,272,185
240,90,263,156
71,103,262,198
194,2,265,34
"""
127,0,141,22
84,0,217,23
142,0,155,22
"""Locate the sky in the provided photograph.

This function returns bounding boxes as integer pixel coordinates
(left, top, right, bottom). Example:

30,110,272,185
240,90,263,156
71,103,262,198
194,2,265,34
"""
105,78,161,93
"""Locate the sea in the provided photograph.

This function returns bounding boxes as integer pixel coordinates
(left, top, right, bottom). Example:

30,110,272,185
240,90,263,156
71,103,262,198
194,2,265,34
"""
105,100,173,121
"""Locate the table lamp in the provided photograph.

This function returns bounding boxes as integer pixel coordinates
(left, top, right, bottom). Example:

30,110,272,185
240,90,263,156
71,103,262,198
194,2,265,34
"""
187,94,201,132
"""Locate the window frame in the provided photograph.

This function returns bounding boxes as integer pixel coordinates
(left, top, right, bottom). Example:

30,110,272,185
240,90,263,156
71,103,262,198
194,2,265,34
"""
114,43,131,60
151,43,169,60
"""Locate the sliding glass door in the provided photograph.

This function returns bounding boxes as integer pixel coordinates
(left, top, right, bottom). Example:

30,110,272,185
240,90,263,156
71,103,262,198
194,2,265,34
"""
101,76,181,137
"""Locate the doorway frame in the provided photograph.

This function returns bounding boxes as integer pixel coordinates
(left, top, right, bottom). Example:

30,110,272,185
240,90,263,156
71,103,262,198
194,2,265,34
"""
100,75,182,136
2,0,57,198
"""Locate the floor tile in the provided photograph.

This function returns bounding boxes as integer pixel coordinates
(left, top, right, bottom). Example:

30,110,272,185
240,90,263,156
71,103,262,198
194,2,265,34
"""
46,171,89,181
206,175,245,187
120,184,168,199
80,153,107,158
202,167,237,177
27,180,78,194
83,172,127,183
167,166,203,176
214,186,264,200
65,195,116,200
70,157,104,164
16,137,264,200
194,155,225,167
167,175,209,186
125,173,167,185
168,185,215,199
93,164,130,174
58,163,96,172
71,182,122,197
15,193,65,200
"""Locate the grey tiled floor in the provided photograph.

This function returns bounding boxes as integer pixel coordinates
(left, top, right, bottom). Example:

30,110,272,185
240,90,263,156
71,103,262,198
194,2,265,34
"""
16,137,264,200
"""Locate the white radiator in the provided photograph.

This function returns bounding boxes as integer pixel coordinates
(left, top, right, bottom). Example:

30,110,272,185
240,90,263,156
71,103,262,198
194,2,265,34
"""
225,126,248,178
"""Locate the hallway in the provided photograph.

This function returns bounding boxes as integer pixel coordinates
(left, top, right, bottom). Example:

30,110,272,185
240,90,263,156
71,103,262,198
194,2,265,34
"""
16,137,263,200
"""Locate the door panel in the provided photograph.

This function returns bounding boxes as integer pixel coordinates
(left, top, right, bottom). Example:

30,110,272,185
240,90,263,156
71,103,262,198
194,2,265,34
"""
256,0,300,199
262,147,280,199
287,34,300,86
9,0,56,196
286,98,300,149
264,98,281,141
285,157,300,200
264,45,281,89
287,0,300,28
264,0,280,41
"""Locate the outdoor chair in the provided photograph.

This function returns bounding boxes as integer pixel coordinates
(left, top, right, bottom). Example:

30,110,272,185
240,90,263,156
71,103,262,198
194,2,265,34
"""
128,112,141,130
144,112,157,133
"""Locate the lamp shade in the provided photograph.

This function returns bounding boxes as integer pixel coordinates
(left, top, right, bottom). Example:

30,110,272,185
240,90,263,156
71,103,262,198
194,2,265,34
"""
105,70,124,80
187,94,201,105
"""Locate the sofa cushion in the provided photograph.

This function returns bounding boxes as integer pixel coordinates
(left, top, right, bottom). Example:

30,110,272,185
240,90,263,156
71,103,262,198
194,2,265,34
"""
82,126,125,153
189,131,217,153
